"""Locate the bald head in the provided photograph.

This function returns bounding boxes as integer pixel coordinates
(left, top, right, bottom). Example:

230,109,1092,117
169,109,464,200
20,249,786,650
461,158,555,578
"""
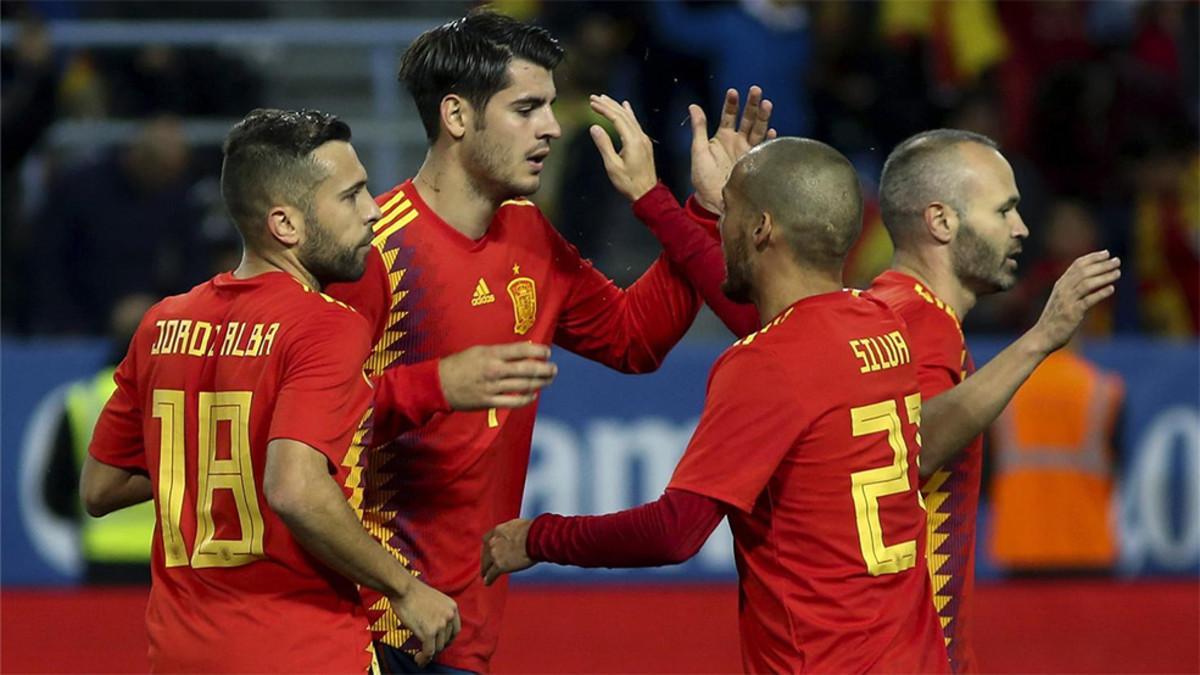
727,137,863,270
878,129,999,245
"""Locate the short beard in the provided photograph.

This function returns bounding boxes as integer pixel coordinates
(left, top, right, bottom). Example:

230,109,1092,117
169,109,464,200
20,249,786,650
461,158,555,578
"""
951,219,1015,295
298,211,366,287
721,233,755,304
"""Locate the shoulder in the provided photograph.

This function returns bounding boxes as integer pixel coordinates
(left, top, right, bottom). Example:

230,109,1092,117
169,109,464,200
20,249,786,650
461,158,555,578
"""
498,197,554,233
498,198,587,266
374,182,409,210
143,277,219,322
275,279,372,345
867,280,961,341
716,310,793,377
302,285,368,329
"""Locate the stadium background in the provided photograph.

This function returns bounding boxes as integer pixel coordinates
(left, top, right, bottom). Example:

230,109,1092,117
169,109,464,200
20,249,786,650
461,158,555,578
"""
1,1,1197,672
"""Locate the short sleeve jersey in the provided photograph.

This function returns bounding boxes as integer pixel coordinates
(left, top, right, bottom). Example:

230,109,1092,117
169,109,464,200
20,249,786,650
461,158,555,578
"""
89,271,375,674
869,269,982,673
668,290,949,674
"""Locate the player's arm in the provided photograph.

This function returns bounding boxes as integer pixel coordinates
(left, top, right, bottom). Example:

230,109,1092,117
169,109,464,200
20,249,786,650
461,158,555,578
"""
482,344,801,581
80,456,151,517
371,343,558,442
481,488,724,582
919,251,1120,477
82,319,154,517
596,88,771,339
272,311,458,665
631,179,760,339
550,95,702,374
263,439,459,663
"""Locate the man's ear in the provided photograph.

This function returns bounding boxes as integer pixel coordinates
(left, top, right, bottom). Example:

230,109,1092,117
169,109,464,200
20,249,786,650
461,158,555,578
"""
266,206,302,247
923,201,957,245
441,94,471,141
753,211,773,250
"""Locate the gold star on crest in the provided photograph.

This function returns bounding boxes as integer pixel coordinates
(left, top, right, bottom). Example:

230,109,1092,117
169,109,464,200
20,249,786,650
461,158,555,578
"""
512,263,520,275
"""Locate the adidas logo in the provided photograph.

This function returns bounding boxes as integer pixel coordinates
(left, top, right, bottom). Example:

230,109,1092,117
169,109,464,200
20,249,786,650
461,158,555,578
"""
471,278,496,306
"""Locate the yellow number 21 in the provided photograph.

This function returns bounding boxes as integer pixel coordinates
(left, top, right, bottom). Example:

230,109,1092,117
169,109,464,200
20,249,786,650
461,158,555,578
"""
152,389,266,569
850,393,922,576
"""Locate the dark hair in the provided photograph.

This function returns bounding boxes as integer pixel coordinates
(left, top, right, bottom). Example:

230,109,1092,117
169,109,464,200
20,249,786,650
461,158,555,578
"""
220,108,351,242
399,9,564,141
878,128,998,243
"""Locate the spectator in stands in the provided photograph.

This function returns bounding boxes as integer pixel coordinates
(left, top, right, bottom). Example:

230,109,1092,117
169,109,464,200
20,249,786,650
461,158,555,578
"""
32,115,209,334
2,15,58,334
650,0,814,137
1125,130,1200,336
1002,199,1115,335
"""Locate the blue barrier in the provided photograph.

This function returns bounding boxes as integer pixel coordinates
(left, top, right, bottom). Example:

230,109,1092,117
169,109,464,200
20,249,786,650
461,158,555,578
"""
2,337,1196,586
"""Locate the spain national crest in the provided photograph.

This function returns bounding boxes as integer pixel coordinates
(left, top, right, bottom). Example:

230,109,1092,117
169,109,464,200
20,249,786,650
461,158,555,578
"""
506,276,537,335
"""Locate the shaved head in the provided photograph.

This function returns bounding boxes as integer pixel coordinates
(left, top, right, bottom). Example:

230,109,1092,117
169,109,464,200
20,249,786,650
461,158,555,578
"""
728,137,863,268
720,137,863,303
878,128,998,245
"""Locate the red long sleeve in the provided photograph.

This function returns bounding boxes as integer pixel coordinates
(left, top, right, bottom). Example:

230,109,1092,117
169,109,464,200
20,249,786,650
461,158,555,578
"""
552,182,702,373
526,488,725,568
370,359,450,445
633,192,760,338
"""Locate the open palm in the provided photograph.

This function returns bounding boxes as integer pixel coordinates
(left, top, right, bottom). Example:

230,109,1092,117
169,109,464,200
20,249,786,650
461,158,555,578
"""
690,86,777,214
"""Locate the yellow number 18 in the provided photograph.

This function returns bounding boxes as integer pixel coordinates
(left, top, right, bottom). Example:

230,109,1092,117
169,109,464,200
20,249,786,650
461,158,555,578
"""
850,393,922,576
152,389,265,569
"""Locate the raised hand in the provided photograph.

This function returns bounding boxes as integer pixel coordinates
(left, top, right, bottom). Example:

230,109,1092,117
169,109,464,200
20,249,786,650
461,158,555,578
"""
588,94,658,202
387,578,461,667
481,518,535,586
690,86,778,214
439,343,557,411
1029,251,1122,354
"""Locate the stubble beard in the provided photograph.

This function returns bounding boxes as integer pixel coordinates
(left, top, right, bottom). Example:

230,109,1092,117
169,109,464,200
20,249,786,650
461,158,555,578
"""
721,233,755,304
465,131,538,202
951,219,1016,296
298,212,367,287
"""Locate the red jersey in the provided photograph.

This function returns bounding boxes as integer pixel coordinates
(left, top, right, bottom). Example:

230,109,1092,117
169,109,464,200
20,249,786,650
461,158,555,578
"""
326,180,700,671
668,291,949,674
89,272,375,673
869,270,981,673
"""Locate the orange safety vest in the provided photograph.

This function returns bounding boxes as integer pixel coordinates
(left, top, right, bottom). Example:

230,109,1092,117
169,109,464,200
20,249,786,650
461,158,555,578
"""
990,350,1124,570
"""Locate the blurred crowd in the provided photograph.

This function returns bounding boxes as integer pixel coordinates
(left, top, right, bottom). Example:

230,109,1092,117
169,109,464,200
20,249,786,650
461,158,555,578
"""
2,0,1197,338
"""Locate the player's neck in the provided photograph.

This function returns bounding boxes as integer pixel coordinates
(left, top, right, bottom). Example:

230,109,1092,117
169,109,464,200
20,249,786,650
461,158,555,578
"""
890,250,977,318
234,250,320,291
753,266,843,325
413,151,499,241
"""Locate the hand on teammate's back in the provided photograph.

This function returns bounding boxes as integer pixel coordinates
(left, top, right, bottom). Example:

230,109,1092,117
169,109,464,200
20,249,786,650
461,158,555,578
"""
387,579,461,667
689,86,777,215
1029,250,1122,354
480,518,534,586
438,343,557,411
588,94,658,202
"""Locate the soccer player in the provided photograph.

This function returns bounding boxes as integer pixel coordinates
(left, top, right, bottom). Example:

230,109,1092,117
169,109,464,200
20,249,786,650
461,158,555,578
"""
79,109,460,672
324,11,714,673
481,137,950,673
617,118,1122,671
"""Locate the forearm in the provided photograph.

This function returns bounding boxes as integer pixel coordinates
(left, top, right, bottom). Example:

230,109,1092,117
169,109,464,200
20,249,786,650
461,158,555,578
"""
556,251,701,374
80,455,152,517
371,360,450,444
920,331,1050,477
526,489,723,568
273,471,414,598
633,188,758,338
